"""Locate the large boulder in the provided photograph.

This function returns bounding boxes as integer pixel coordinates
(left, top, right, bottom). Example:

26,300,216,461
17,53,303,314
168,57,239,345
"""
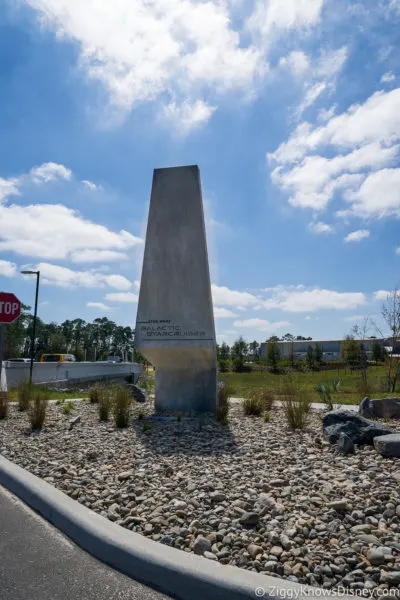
374,434,400,458
359,397,400,419
323,410,392,446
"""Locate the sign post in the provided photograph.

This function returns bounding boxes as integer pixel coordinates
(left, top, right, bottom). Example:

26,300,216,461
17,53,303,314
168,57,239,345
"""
0,292,22,390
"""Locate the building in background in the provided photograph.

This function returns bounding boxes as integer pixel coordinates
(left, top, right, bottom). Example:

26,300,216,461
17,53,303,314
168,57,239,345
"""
259,338,387,362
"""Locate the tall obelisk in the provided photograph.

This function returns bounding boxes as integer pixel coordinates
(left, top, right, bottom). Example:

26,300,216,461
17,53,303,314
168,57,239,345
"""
135,166,217,413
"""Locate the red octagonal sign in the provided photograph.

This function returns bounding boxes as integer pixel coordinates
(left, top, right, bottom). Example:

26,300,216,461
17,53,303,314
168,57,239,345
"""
0,292,22,324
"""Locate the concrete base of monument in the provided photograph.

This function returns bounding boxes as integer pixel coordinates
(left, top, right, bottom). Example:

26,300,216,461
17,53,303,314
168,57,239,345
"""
0,455,354,600
155,367,216,413
141,347,217,413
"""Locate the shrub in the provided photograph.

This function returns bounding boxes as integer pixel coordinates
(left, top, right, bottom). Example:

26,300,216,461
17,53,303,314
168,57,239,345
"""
98,389,112,422
232,357,251,373
141,423,152,432
0,391,9,420
281,375,311,430
29,390,48,430
62,401,75,415
113,385,131,428
137,411,144,420
17,379,32,412
243,393,264,416
218,359,230,372
355,375,371,399
264,412,271,423
217,383,234,424
314,380,339,411
88,384,103,404
258,389,274,412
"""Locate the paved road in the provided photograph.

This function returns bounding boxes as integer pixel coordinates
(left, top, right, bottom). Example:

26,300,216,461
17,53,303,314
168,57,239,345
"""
0,486,173,600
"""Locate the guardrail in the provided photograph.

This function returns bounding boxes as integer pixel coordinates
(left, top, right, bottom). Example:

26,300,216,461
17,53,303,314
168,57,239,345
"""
1,361,143,391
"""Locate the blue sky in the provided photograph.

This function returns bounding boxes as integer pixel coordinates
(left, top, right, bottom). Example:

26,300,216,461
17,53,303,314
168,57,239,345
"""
0,0,399,345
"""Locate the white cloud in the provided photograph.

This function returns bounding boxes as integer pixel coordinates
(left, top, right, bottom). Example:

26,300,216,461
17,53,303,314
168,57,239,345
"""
261,285,366,312
269,87,400,218
105,292,139,303
247,0,325,37
279,51,310,76
0,178,20,203
30,162,72,183
211,284,261,309
214,307,238,318
233,318,290,331
86,302,111,310
0,203,142,260
271,88,400,164
31,262,132,290
381,71,396,83
309,221,333,234
343,314,367,322
212,283,367,313
1,162,72,205
82,180,97,190
346,168,400,218
70,250,128,263
396,247,400,254
344,229,370,243
24,0,267,129
22,0,328,130
271,140,399,210
374,290,390,301
162,99,216,132
295,47,348,119
318,105,336,123
296,82,327,118
0,260,17,278
0,162,143,262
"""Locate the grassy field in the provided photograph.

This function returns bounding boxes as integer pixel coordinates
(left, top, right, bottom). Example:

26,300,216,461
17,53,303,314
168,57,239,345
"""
219,365,396,405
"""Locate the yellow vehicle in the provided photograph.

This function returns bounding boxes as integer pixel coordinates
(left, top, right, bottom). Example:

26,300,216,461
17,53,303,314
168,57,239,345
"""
40,354,76,363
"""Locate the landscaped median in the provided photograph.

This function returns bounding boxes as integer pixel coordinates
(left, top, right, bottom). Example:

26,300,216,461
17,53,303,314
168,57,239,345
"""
0,456,358,600
0,399,399,598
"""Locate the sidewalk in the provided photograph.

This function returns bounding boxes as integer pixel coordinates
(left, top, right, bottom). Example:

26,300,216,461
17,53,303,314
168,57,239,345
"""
230,398,359,411
0,486,172,600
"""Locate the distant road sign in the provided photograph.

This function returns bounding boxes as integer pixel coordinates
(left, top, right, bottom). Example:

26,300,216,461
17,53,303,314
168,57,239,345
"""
0,292,22,324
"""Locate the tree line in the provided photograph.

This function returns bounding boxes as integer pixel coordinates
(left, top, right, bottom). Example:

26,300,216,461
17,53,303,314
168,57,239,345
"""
3,305,136,362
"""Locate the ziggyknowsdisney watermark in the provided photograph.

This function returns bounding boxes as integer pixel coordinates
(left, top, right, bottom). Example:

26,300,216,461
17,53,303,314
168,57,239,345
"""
255,587,400,598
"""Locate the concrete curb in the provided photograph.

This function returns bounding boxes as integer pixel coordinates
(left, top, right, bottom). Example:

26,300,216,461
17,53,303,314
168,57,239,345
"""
0,455,352,600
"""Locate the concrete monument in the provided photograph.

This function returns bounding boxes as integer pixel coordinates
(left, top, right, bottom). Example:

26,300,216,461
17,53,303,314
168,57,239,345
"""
135,166,217,413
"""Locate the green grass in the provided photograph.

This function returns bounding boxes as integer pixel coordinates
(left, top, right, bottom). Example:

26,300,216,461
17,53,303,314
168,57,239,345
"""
8,388,87,402
219,366,397,405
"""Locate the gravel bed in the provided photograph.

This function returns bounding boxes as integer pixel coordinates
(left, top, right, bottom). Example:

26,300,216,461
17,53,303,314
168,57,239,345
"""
1,401,400,595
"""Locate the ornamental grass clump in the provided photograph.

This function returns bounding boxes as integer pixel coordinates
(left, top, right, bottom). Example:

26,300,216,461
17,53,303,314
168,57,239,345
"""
113,386,131,428
0,390,9,420
17,379,32,412
62,401,75,415
263,411,271,423
98,388,112,422
89,384,103,404
243,393,264,416
258,389,275,412
281,375,311,430
29,390,48,430
217,383,234,425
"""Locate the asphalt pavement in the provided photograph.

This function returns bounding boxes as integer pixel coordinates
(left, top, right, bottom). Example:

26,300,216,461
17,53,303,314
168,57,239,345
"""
0,485,173,600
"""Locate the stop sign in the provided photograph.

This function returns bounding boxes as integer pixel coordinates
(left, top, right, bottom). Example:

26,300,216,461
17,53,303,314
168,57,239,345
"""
0,292,22,324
